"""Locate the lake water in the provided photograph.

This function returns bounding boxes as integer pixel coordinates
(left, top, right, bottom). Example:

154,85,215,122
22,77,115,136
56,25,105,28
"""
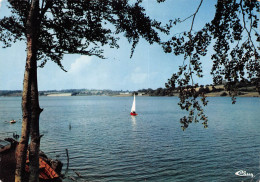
0,96,260,182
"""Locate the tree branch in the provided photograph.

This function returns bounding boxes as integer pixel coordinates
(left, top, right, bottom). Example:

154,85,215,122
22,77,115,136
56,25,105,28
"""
39,0,53,22
179,0,204,32
240,0,257,53
189,0,203,32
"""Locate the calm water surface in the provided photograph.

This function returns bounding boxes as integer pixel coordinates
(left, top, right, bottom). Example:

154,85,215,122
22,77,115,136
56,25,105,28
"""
0,96,260,182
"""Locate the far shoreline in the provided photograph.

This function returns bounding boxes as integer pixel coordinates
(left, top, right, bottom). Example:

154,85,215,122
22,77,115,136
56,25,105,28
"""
0,92,259,98
1,85,259,97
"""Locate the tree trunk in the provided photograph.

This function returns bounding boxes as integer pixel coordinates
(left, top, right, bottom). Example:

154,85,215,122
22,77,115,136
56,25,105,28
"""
15,0,40,182
28,53,41,182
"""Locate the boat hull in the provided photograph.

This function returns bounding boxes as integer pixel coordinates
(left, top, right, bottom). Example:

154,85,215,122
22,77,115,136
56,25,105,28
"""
130,112,138,116
10,120,16,124
25,157,59,180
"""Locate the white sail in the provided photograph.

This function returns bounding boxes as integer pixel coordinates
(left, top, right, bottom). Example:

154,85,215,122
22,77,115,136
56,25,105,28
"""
131,94,136,112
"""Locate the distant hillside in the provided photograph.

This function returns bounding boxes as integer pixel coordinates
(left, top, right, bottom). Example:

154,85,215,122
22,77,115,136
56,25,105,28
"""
0,89,129,97
137,83,259,97
0,90,22,97
1,82,259,97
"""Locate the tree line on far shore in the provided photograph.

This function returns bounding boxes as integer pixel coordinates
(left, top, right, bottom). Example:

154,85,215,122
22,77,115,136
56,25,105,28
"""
0,79,258,97
137,85,217,96
137,79,259,97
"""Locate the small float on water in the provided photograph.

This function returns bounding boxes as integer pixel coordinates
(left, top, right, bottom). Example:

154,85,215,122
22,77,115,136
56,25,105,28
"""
130,94,138,116
10,120,16,124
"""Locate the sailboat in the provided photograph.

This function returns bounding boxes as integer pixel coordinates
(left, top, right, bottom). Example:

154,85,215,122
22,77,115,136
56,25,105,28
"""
130,94,138,116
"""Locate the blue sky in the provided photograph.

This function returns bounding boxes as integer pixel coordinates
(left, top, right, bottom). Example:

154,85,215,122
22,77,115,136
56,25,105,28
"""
0,0,216,91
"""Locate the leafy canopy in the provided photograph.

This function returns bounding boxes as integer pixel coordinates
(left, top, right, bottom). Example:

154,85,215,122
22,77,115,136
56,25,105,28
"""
163,0,259,130
0,0,170,71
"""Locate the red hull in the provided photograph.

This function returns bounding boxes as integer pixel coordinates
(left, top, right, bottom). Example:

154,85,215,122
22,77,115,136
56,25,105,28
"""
26,157,59,179
130,112,138,116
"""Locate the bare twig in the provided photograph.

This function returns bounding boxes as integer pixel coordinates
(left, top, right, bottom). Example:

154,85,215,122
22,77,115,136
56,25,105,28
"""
240,0,257,52
178,0,204,32
189,0,203,32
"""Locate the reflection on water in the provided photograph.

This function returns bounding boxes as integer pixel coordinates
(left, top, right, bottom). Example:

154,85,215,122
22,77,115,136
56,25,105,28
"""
131,116,136,127
0,96,260,182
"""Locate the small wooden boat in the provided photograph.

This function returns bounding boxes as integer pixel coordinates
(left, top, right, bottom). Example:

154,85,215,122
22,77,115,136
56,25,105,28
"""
25,157,59,180
10,120,16,124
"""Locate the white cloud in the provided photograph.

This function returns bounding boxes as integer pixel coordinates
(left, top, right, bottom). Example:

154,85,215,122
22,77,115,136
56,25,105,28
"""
66,55,114,89
0,0,5,8
69,55,92,74
130,67,148,84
